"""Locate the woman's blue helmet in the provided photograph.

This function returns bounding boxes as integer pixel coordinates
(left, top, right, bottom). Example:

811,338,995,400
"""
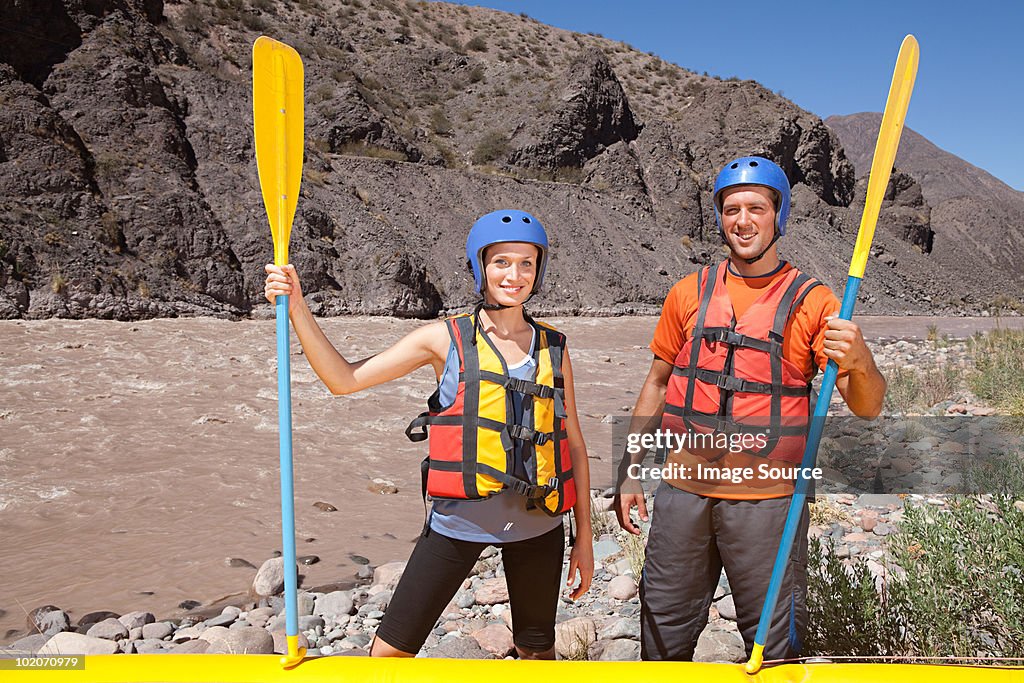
713,156,791,236
465,210,548,295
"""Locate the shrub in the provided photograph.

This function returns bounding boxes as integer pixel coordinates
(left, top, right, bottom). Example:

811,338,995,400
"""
471,130,508,165
969,329,1024,417
464,35,486,52
429,107,452,135
807,497,1024,659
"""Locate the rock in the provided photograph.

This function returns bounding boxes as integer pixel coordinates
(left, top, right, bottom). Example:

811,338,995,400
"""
315,590,354,618
842,532,869,543
454,590,475,609
313,502,338,512
471,623,515,657
86,617,129,641
206,626,275,655
9,633,51,654
271,629,310,655
597,617,640,640
338,633,371,649
694,627,745,663
226,558,257,569
367,590,392,609
298,555,320,566
172,624,207,642
141,621,174,640
134,638,169,654
593,539,622,561
1014,501,1024,514
38,632,119,655
297,591,317,616
607,575,638,601
253,557,288,597
170,639,210,654
117,611,155,630
859,510,879,532
426,635,492,659
372,561,407,591
245,606,276,628
474,577,510,605
554,616,597,659
26,605,70,636
178,600,202,610
368,478,399,494
597,638,641,661
298,615,326,632
77,611,120,629
715,595,736,621
204,612,237,628
873,523,894,536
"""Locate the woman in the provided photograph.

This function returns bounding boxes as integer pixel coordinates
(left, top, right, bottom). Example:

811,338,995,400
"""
263,209,594,659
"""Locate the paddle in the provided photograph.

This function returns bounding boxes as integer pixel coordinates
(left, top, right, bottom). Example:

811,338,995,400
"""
252,35,306,668
745,35,920,674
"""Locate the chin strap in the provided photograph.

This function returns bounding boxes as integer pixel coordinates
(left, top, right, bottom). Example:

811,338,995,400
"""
471,300,513,345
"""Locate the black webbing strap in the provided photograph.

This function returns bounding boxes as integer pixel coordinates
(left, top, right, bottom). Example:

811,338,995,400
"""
419,457,431,537
662,405,810,436
681,264,720,424
405,413,465,442
700,326,779,354
508,423,562,446
456,315,482,498
478,370,556,399
687,368,809,396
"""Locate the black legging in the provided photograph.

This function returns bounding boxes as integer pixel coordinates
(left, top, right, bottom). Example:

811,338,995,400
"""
375,524,566,654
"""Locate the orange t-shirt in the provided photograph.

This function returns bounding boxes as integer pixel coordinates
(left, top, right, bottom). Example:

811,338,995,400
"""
650,260,846,500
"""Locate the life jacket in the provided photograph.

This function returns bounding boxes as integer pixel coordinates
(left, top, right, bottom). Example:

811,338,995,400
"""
661,261,822,464
406,313,576,516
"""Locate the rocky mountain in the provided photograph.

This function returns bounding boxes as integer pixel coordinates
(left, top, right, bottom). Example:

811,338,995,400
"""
0,0,1018,320
829,113,1024,311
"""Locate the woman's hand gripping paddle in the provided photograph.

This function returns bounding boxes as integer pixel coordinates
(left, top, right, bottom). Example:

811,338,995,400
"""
253,35,306,669
745,35,919,674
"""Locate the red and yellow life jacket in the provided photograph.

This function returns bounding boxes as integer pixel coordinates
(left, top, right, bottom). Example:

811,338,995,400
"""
662,261,822,464
406,313,576,516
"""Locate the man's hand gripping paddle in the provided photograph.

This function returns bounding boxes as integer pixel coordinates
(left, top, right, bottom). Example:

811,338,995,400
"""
253,35,306,669
745,35,919,674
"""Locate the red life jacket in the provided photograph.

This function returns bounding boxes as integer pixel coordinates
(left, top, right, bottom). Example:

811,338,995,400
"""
406,313,576,516
662,261,822,464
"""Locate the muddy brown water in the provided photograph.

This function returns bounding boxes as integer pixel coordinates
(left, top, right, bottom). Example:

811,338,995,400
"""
1,314,1021,639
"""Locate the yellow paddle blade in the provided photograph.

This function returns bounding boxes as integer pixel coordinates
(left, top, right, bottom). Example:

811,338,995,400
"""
849,34,919,279
253,36,304,266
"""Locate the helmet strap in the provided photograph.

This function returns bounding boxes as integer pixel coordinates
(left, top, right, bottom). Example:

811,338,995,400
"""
743,230,780,265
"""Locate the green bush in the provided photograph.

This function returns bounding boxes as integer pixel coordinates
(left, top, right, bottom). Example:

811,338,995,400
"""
807,497,1024,660
969,329,1024,417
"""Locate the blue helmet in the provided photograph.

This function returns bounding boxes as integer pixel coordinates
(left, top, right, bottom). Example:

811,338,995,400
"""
465,210,548,295
713,156,791,236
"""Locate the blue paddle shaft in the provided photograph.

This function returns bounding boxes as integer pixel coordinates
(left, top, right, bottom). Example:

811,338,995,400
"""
276,295,299,638
752,275,862,648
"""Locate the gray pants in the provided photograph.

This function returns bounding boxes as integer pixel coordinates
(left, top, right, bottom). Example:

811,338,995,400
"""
639,482,808,661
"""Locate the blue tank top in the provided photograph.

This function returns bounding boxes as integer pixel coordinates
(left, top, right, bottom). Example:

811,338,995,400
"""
429,327,564,543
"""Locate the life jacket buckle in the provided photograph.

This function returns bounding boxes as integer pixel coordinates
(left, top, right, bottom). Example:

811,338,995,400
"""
508,424,552,446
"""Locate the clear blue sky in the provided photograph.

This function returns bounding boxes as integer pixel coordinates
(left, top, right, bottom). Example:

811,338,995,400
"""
447,0,1024,191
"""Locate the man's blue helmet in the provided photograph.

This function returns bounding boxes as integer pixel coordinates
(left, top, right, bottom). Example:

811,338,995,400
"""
465,210,548,295
713,156,791,236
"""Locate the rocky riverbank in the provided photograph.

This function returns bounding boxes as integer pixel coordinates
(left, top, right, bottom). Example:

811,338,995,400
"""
4,327,1019,660
3,488,958,662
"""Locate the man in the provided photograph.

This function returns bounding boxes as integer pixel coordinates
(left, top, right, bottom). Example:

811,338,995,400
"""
615,156,886,661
